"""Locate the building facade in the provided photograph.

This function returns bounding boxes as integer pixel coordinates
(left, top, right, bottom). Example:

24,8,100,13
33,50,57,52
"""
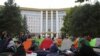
21,8,66,37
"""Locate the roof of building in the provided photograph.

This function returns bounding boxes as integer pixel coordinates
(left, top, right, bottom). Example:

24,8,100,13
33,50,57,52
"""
20,7,67,11
0,5,68,11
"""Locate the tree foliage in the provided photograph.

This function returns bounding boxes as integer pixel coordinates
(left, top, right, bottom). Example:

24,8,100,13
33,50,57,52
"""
23,15,29,34
75,0,89,3
61,7,78,35
0,0,23,34
61,2,100,37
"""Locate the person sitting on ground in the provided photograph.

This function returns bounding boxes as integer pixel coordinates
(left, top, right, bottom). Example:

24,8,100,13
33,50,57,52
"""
73,36,79,49
55,37,62,48
7,38,16,53
79,39,98,56
46,43,59,56
70,44,77,53
23,35,32,52
34,35,44,48
39,35,53,50
13,41,26,56
60,35,73,50
18,32,26,43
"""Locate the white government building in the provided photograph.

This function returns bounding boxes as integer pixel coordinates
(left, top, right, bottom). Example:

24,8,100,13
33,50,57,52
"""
20,7,66,37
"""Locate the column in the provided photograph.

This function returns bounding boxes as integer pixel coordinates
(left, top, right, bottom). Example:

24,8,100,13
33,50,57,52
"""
46,11,48,37
56,10,58,38
40,11,43,37
51,10,53,38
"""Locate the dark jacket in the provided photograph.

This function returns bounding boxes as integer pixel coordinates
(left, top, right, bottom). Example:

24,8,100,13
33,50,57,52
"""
79,45,98,56
13,45,26,56
49,44,58,53
46,43,59,56
19,35,26,43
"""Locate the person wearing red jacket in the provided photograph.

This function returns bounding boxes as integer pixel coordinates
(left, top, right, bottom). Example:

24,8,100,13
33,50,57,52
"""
39,36,53,50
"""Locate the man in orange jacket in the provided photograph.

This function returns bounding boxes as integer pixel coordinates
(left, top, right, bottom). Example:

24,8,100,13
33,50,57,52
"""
23,35,32,52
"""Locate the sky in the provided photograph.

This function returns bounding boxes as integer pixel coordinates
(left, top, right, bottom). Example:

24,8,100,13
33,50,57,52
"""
0,0,99,8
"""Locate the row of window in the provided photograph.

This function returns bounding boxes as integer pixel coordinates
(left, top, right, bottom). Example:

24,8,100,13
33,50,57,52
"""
28,23,62,29
27,16,41,19
29,30,40,33
22,11,41,15
28,27,40,33
28,28,59,33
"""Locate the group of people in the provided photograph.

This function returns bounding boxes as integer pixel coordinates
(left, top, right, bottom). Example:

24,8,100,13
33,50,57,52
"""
72,35,99,56
0,31,99,56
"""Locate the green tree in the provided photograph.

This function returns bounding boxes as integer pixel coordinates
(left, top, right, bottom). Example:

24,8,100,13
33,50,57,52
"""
0,0,23,34
61,7,80,36
62,2,100,37
75,0,89,3
23,15,29,34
